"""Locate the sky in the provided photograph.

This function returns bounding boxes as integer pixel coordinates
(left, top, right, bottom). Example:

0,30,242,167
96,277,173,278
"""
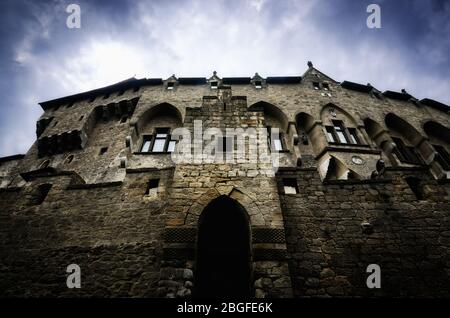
0,0,449,157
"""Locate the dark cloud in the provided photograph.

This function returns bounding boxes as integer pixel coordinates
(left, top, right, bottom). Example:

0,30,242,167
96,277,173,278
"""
0,0,449,156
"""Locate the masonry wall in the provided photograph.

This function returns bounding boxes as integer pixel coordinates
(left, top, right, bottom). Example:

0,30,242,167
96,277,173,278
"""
279,168,450,297
1,68,449,298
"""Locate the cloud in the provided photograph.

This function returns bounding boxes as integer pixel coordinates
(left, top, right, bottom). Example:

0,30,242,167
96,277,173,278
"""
0,0,449,157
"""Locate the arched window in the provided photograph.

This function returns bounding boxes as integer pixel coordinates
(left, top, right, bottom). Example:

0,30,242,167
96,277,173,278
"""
424,121,450,170
385,113,424,165
249,101,289,152
321,104,362,145
136,103,182,153
39,159,50,169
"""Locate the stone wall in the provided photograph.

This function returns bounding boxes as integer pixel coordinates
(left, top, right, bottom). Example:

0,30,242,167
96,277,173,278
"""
278,167,450,297
0,67,449,297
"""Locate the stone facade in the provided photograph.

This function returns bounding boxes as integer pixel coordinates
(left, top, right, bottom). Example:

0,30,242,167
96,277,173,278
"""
0,64,449,297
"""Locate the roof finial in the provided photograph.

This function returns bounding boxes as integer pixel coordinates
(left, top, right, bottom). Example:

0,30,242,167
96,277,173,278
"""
213,71,217,76
401,88,407,94
307,61,313,68
367,83,372,87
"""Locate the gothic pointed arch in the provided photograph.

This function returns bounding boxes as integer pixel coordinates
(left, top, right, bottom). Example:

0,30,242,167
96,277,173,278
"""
423,121,450,173
248,101,289,132
423,121,450,145
194,195,252,298
130,102,183,153
321,156,362,181
184,187,262,226
385,113,431,165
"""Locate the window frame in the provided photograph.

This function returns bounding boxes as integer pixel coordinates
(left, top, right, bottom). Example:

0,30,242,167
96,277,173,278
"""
140,128,177,153
282,178,299,194
392,137,423,165
433,144,450,170
325,121,362,146
267,126,286,152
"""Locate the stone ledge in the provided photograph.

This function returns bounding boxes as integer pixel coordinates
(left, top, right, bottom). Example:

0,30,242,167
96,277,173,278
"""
323,178,392,185
0,187,22,192
67,181,123,189
253,248,288,261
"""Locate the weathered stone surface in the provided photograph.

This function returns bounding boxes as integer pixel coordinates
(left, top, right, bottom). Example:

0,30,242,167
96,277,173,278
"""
0,69,449,298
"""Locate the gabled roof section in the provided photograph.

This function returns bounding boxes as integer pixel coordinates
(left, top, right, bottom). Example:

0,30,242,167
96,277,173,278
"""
178,77,207,85
383,90,413,101
340,81,374,93
39,77,150,110
420,98,450,113
266,76,302,84
222,77,251,84
301,61,338,84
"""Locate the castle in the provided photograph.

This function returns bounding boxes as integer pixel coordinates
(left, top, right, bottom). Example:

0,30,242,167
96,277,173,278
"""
1,62,449,298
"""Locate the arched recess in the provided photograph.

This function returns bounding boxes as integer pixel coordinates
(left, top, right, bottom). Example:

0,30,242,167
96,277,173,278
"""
320,104,365,146
423,121,450,172
194,195,252,298
185,187,262,226
319,155,362,181
424,121,450,145
131,103,183,152
363,118,397,165
385,113,433,165
296,112,325,155
248,101,289,132
249,101,290,152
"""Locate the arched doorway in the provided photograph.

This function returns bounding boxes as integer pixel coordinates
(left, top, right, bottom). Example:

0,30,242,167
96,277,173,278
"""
194,195,252,298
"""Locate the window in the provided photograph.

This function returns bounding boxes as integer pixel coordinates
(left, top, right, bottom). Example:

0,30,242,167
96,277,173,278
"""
433,144,450,170
65,155,74,164
218,136,233,153
79,115,84,121
53,121,58,127
145,179,159,196
39,160,50,169
120,116,128,124
167,82,175,90
325,126,335,142
210,81,218,89
333,120,349,144
283,178,298,194
140,128,176,153
267,127,285,151
89,96,96,103
118,90,125,96
405,177,424,200
322,83,330,91
103,93,110,99
99,147,108,155
347,128,360,145
141,137,152,152
255,81,262,89
325,121,361,145
313,82,320,90
392,137,422,165
67,102,74,108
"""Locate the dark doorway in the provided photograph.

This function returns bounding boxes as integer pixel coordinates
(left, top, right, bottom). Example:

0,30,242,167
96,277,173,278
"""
194,195,252,298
